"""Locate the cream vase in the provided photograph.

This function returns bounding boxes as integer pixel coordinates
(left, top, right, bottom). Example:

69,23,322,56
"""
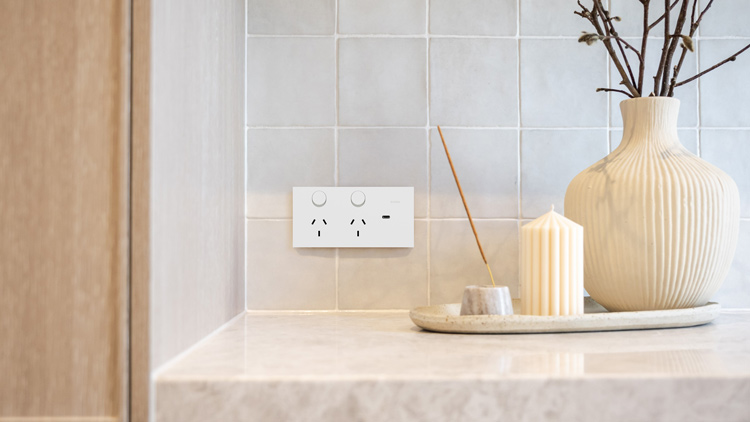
564,97,740,312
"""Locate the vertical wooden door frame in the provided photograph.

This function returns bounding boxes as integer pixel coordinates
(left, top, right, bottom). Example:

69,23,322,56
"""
130,0,151,420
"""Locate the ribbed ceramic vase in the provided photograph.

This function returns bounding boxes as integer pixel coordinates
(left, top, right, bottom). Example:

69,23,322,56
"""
564,97,740,312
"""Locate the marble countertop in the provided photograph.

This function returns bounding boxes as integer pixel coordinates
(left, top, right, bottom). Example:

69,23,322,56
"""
156,310,750,422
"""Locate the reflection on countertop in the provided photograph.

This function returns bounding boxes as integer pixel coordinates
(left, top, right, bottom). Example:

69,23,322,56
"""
156,311,750,422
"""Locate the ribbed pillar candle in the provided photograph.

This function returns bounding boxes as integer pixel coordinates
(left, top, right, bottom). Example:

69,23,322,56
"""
522,206,584,316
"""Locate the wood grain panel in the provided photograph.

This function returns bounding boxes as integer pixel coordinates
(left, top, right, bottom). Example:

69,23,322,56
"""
130,0,151,420
0,0,130,418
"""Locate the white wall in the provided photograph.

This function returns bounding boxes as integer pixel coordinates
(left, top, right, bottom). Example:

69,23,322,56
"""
245,0,750,310
149,0,246,369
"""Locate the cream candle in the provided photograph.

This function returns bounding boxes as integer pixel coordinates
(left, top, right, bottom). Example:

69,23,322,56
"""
522,206,584,316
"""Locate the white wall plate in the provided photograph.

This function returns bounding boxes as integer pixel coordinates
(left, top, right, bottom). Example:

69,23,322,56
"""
293,187,414,248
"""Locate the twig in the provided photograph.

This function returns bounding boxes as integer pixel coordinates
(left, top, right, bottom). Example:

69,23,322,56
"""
583,0,640,96
638,0,651,93
659,0,690,96
667,0,700,96
653,0,672,95
592,0,636,87
436,126,496,287
596,87,635,98
694,0,715,28
689,0,698,28
648,0,680,30
597,3,638,87
599,36,643,60
674,42,750,88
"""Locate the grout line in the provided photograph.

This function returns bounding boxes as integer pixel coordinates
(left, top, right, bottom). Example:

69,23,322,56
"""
697,36,750,40
516,0,523,296
334,0,340,311
244,309,410,315
696,36,702,157
425,0,431,307
605,0,612,154
245,34,750,40
246,125,721,130
246,217,525,223
247,125,750,130
516,0,522,224
244,0,249,312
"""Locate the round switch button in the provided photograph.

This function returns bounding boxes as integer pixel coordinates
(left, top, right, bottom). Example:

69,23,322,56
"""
351,190,366,207
311,190,327,207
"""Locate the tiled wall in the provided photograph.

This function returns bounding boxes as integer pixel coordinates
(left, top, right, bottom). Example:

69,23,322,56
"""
246,0,750,310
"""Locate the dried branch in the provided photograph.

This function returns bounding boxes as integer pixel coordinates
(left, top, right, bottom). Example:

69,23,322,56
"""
674,43,750,88
659,0,690,96
689,0,698,28
587,0,640,96
694,0,715,28
667,0,713,95
596,87,635,98
648,0,680,30
613,36,638,88
667,0,700,96
653,0,672,95
596,3,638,88
638,0,651,93
599,36,643,60
577,0,728,97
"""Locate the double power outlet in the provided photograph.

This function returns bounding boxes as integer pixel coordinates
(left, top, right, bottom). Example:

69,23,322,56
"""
292,187,414,248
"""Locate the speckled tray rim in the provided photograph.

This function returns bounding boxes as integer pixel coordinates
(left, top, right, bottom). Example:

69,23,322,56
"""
410,298,721,334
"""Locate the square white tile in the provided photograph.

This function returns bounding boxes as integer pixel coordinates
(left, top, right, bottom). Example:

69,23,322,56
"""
430,128,518,218
338,129,428,218
430,38,518,127
521,129,608,218
609,38,698,127
610,128,698,154
247,0,335,35
700,40,750,127
338,38,427,126
430,220,519,305
246,220,336,310
521,0,588,36
700,129,750,218
699,0,750,37
338,0,426,35
247,38,335,126
246,129,335,218
430,0,516,36
338,222,428,309
520,39,608,128
711,221,750,308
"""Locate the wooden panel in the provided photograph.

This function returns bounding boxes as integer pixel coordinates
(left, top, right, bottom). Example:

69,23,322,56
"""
130,0,246,420
130,0,151,421
0,0,130,419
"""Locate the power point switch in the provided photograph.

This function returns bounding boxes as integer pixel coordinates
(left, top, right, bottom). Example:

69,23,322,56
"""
351,190,366,207
311,190,327,207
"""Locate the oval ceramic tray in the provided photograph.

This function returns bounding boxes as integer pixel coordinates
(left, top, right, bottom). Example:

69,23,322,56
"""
410,298,721,334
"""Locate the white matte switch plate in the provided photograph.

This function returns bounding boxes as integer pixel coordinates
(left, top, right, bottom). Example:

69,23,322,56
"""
293,187,414,248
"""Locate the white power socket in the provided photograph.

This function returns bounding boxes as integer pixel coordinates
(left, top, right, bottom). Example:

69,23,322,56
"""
293,187,414,248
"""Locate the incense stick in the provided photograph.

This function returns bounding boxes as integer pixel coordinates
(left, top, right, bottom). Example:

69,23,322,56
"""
436,126,496,287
